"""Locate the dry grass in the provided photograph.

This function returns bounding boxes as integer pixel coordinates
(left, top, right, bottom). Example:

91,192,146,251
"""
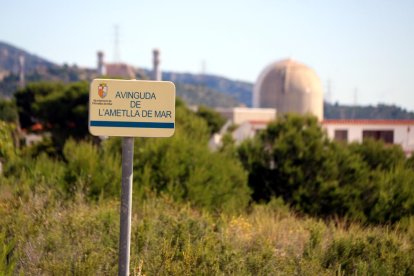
1,185,413,275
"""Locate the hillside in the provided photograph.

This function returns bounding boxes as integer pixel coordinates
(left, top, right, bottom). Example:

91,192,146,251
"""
161,70,252,106
0,41,56,74
324,102,414,119
175,83,240,108
1,41,414,117
0,41,97,98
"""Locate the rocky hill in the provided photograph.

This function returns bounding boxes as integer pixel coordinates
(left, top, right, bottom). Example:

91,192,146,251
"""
0,41,56,74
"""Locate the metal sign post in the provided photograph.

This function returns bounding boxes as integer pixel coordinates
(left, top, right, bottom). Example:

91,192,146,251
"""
118,137,134,276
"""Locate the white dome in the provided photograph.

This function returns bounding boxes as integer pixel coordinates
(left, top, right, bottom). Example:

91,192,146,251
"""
253,59,323,120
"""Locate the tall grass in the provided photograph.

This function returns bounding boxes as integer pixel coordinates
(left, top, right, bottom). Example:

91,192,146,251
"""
1,182,413,275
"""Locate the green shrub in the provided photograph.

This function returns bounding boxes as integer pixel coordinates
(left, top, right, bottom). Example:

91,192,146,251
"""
322,231,414,275
195,105,226,134
0,121,16,163
0,231,15,276
63,139,121,199
239,114,414,224
103,101,250,213
368,165,414,223
132,134,250,213
349,139,406,170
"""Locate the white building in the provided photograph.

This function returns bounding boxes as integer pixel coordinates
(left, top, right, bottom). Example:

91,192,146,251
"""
209,107,276,149
323,119,414,156
216,107,276,125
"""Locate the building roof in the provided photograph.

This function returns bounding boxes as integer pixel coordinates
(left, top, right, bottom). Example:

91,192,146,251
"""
105,63,136,79
323,119,414,125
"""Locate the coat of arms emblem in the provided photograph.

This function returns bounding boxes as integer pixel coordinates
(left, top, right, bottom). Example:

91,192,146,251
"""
98,83,108,98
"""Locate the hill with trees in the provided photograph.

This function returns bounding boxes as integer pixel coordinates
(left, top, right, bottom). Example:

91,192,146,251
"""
324,102,414,119
1,40,414,116
158,70,252,106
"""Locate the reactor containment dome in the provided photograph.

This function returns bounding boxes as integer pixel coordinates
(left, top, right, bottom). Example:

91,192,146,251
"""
253,59,323,121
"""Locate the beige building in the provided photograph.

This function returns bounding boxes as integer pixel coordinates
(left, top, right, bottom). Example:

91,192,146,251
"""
210,107,276,149
97,51,136,79
253,59,323,121
216,107,276,125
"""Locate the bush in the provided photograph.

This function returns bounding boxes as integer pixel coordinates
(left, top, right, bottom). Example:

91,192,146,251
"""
238,114,414,224
132,135,250,213
322,231,414,275
63,139,121,199
0,121,16,163
195,105,226,134
103,100,250,213
349,139,406,170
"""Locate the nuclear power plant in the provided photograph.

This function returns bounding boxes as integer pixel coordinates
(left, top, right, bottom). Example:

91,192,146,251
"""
213,58,414,155
253,59,323,121
90,50,414,155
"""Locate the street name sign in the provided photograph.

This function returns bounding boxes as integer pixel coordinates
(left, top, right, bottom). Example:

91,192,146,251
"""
89,79,175,137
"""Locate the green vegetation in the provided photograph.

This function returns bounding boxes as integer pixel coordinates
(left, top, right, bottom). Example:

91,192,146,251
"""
176,83,240,108
195,105,226,134
1,81,414,274
0,98,18,122
1,178,413,274
324,102,414,119
239,114,414,224
15,82,89,143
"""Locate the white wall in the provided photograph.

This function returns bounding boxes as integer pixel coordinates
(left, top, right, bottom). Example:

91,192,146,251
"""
323,121,414,155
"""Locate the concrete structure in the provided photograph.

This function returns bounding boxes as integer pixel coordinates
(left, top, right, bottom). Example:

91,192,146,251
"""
153,49,161,81
18,54,25,88
253,59,323,121
105,63,136,79
323,119,414,156
209,107,276,149
96,51,136,79
216,107,276,125
97,51,105,75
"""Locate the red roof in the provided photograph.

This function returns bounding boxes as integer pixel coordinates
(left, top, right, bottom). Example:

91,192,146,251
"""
247,120,272,125
323,119,414,125
31,123,43,131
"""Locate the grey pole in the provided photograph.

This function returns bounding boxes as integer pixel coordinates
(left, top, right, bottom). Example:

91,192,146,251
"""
118,137,134,276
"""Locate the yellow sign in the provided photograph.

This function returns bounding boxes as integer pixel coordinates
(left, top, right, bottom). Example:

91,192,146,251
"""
89,79,176,137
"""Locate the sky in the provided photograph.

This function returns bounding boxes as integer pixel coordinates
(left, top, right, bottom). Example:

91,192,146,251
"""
1,0,414,110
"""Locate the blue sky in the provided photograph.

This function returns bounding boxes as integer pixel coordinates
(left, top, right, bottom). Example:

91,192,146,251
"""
2,0,414,110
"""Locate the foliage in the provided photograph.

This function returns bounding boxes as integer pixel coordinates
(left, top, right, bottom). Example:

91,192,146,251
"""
63,139,122,199
239,114,338,204
195,105,226,134
175,83,239,108
0,230,15,276
0,98,18,122
324,102,414,119
161,70,253,107
14,82,64,129
349,139,406,170
104,99,250,213
22,136,58,158
321,229,414,275
0,121,16,162
14,81,89,149
239,114,414,224
1,109,414,274
367,166,414,223
0,182,413,275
